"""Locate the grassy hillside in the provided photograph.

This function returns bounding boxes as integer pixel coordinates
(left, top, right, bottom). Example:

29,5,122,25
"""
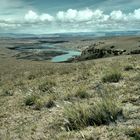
0,53,140,140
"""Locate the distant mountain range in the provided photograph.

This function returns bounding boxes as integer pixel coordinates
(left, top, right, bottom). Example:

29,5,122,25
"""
0,30,140,39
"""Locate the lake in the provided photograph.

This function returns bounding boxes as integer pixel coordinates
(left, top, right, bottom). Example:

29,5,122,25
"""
10,43,81,62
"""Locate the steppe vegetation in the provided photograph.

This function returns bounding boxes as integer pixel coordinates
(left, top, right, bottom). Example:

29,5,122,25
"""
0,54,140,140
0,37,140,139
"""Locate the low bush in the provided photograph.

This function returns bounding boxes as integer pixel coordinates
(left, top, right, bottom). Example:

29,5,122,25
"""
24,94,43,110
131,74,140,82
1,90,13,96
89,98,123,126
75,89,90,99
124,65,134,71
24,94,38,106
64,103,89,130
38,80,56,93
28,74,36,80
126,127,140,140
63,97,123,131
34,99,44,110
102,71,122,83
45,99,55,108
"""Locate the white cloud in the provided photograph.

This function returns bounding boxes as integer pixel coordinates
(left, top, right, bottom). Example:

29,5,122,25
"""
40,14,54,22
56,8,140,23
110,10,127,21
25,10,39,21
24,10,54,22
133,9,140,20
57,9,101,22
0,19,21,31
57,9,128,24
1,8,140,33
76,8,93,21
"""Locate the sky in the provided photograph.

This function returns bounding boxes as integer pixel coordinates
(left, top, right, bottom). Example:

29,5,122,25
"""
0,0,140,34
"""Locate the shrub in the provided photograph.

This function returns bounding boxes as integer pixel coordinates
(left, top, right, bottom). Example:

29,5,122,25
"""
110,45,115,49
75,89,90,99
34,99,44,110
132,74,140,82
124,65,134,71
45,99,55,108
24,94,43,110
64,103,89,131
38,80,56,93
102,71,122,83
24,95,38,106
89,98,123,126
1,90,13,96
28,74,36,80
64,89,90,101
126,127,140,140
63,97,123,131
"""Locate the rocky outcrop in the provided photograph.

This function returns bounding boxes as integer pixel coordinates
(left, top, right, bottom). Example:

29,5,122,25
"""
73,45,127,61
82,47,126,56
130,50,140,54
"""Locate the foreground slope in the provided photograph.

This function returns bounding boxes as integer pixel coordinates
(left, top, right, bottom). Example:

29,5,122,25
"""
0,37,140,140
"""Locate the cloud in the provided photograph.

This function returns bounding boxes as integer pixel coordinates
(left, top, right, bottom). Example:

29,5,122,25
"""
56,9,108,22
132,9,140,20
25,10,54,22
55,8,140,25
54,8,140,32
0,8,140,33
40,14,54,22
110,10,127,21
25,10,39,21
